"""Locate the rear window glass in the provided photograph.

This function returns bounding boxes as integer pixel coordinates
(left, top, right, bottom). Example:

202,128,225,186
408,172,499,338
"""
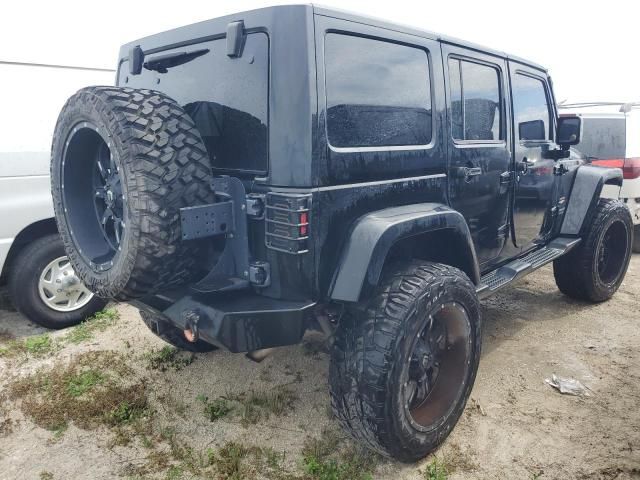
121,33,269,174
324,34,432,148
577,118,626,160
449,58,502,141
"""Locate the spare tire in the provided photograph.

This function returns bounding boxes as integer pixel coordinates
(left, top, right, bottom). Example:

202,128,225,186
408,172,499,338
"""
51,86,214,300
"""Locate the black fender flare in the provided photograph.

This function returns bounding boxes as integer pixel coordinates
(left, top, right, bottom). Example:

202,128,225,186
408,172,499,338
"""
561,165,623,236
329,203,480,302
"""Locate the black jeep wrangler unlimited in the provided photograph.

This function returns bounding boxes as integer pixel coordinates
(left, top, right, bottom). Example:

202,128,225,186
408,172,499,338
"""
51,5,633,461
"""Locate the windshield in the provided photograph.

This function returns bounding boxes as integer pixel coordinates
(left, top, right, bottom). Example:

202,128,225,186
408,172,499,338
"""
577,117,626,160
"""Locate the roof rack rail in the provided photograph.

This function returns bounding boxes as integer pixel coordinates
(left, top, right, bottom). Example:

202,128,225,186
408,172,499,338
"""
558,101,640,112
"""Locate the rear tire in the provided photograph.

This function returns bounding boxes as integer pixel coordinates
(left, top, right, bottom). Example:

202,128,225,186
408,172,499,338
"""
51,86,214,301
554,199,632,302
329,261,481,461
8,235,107,329
139,310,218,353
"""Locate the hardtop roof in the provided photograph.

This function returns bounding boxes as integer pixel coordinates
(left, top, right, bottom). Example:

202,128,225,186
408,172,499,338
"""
311,4,548,72
119,4,548,73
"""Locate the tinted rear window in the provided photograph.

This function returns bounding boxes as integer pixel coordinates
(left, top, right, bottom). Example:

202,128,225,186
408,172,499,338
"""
121,33,269,174
448,58,502,142
324,34,432,148
578,118,626,160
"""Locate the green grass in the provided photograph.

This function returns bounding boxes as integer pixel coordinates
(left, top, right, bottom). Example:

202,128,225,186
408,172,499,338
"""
302,428,377,480
197,394,232,421
145,346,194,372
66,370,105,397
8,351,147,435
423,457,449,480
196,386,297,426
0,333,56,358
63,308,119,344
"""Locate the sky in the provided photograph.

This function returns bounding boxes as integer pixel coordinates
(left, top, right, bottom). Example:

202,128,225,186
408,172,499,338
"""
0,0,638,154
1,0,638,103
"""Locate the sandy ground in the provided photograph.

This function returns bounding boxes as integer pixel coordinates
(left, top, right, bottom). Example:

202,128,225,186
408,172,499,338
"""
0,258,639,480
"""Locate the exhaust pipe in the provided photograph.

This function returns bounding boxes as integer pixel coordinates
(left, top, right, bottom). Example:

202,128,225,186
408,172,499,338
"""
246,347,276,363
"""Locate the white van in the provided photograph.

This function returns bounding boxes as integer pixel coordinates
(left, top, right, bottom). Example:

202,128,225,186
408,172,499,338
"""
0,61,114,328
559,102,640,251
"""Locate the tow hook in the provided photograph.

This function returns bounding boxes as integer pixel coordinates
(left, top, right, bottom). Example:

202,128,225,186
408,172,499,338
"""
182,309,201,343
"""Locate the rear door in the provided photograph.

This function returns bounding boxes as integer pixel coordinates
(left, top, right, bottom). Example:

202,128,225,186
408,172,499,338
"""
442,45,512,268
508,62,558,250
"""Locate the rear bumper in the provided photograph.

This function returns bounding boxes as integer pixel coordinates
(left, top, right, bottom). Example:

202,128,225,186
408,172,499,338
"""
132,289,316,353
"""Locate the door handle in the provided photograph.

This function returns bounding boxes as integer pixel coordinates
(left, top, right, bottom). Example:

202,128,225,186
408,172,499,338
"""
456,166,482,181
516,157,534,174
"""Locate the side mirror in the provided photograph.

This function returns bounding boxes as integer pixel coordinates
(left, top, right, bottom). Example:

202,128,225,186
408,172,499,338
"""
557,115,582,147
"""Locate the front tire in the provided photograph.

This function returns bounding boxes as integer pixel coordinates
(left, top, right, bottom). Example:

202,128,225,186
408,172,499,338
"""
329,261,482,461
8,235,107,329
554,199,633,302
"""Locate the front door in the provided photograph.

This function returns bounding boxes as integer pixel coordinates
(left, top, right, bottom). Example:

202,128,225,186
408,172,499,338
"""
443,45,512,268
509,62,558,250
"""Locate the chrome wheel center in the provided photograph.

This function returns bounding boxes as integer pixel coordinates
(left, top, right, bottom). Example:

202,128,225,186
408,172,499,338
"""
38,256,94,312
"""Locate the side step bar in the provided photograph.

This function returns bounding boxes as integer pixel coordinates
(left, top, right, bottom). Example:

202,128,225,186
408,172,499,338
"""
476,237,581,299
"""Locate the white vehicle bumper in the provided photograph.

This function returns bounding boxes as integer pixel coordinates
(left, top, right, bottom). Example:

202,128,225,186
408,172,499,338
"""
602,179,640,225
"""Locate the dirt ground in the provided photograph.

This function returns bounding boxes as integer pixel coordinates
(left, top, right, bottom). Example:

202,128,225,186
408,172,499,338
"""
1,258,639,480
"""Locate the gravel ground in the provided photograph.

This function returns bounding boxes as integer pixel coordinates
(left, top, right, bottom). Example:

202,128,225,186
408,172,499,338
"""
0,258,639,479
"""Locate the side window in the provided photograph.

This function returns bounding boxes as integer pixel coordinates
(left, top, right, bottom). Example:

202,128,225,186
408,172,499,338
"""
512,73,552,141
448,58,502,141
325,34,432,148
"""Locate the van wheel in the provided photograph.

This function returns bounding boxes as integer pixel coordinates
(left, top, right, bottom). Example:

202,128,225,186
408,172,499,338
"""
329,261,482,461
51,86,214,301
8,235,107,329
139,310,218,353
633,225,640,253
554,199,633,302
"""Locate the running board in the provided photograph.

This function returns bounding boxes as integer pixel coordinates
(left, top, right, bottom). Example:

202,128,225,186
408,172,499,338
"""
477,237,581,299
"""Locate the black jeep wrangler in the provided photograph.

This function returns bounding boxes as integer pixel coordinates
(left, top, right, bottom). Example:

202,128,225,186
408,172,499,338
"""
50,5,633,461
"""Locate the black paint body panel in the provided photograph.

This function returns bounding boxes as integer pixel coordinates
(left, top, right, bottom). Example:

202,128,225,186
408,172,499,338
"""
113,5,608,352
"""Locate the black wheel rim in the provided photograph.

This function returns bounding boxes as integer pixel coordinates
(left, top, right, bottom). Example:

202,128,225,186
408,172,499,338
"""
62,122,126,271
596,220,628,285
402,302,472,431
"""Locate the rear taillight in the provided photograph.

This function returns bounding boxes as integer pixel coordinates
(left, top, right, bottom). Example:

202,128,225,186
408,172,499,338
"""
591,158,640,179
623,158,640,179
265,193,311,254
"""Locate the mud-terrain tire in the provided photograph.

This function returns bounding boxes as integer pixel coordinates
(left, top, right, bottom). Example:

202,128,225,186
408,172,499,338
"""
139,310,218,353
51,86,214,301
329,261,482,462
8,235,107,329
554,199,632,302
633,225,640,253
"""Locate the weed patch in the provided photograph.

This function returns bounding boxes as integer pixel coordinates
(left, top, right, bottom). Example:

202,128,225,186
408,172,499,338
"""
422,456,449,480
63,308,119,344
229,386,298,426
145,346,194,372
302,428,377,480
0,334,56,358
197,394,232,421
8,351,147,434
